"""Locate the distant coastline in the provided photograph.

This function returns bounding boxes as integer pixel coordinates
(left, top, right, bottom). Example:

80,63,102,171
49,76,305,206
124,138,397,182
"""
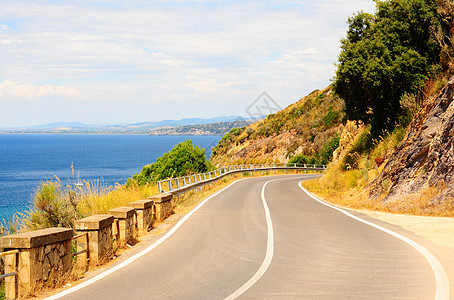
0,116,258,136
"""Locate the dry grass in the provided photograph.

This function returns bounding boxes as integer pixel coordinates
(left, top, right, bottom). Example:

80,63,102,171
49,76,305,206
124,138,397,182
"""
302,124,454,217
303,177,454,217
77,180,159,216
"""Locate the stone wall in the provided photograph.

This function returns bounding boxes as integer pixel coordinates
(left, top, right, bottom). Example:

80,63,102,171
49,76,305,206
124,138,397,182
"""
128,200,154,234
75,215,114,266
0,228,73,298
108,207,136,245
148,193,173,221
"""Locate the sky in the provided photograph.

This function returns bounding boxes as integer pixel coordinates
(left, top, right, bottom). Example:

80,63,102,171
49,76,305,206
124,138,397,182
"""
0,0,376,127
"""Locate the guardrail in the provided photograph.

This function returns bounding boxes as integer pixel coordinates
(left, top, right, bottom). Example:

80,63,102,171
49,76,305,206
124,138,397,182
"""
157,163,326,195
0,249,19,280
72,232,89,258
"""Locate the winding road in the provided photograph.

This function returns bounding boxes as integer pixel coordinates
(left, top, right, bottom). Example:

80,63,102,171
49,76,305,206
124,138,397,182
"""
50,175,449,299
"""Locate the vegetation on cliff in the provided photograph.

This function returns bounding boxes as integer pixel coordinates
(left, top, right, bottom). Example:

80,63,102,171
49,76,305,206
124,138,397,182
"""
211,87,344,166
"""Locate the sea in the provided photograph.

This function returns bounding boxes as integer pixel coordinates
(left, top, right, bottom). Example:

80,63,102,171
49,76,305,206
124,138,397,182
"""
0,134,221,223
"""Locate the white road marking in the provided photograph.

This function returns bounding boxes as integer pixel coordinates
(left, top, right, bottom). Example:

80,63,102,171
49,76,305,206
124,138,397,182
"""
300,184,450,300
224,179,276,300
45,179,249,300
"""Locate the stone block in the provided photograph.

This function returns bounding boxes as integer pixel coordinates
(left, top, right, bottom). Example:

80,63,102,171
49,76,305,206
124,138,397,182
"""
108,207,135,245
0,228,73,249
75,215,113,266
75,214,114,230
107,207,135,219
148,193,173,221
0,228,73,298
128,200,154,234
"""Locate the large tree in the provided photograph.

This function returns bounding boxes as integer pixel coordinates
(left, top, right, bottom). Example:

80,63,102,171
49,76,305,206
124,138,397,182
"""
334,0,441,135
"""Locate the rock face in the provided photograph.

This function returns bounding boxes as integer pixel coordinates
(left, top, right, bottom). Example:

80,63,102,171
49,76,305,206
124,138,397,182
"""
368,76,454,203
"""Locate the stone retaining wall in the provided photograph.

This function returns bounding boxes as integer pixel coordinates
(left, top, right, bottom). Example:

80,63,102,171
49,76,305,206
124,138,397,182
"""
128,199,154,235
108,207,136,245
75,215,114,266
0,193,176,298
0,228,73,298
148,193,173,221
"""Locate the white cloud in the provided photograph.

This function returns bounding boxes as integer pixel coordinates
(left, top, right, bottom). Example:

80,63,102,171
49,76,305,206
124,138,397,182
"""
0,0,376,126
0,80,82,99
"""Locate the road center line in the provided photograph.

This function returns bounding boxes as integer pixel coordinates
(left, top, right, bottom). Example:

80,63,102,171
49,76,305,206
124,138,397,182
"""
299,184,450,300
224,179,276,300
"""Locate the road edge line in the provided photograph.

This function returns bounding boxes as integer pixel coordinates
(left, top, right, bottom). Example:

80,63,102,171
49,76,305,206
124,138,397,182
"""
299,184,450,300
45,178,249,300
224,179,276,300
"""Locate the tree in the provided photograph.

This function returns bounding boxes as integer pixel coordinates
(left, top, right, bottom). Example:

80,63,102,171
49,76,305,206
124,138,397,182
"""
334,0,441,136
132,140,213,185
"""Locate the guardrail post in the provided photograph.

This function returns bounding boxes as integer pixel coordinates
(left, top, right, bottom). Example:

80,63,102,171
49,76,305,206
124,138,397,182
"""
175,178,180,188
167,180,172,192
157,181,162,193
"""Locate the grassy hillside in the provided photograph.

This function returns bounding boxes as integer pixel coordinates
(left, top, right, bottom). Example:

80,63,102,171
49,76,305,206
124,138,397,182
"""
211,86,344,166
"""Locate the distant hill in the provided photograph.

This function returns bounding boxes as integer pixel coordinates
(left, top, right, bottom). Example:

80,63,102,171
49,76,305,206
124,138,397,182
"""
0,116,255,134
149,120,254,136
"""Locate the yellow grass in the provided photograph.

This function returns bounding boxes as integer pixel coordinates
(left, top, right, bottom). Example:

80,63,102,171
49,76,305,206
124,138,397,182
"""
77,180,160,216
303,175,454,217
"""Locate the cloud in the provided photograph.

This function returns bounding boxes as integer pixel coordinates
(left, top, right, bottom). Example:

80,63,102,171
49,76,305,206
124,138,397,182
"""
0,80,82,99
0,0,377,126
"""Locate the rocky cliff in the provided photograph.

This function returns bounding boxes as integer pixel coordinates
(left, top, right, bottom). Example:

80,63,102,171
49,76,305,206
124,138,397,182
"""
368,76,454,208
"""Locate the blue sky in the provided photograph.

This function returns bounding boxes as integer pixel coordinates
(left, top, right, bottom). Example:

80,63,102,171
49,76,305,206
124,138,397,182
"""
0,0,376,127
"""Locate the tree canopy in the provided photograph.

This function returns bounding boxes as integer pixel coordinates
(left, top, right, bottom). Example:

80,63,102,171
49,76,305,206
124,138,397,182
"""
131,140,213,185
334,0,441,135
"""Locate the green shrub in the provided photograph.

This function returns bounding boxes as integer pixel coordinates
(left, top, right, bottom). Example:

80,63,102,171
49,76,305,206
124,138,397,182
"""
288,154,316,165
26,180,81,230
131,140,213,185
323,109,340,127
315,135,341,165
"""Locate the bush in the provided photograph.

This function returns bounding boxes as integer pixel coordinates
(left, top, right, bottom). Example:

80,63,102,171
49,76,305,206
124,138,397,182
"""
132,140,213,185
288,154,316,165
315,135,341,165
26,180,81,230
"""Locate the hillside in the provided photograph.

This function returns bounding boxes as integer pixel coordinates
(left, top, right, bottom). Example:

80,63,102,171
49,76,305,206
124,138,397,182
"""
211,86,345,166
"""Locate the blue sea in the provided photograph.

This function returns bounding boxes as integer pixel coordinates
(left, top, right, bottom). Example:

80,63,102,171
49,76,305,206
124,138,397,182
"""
0,134,221,223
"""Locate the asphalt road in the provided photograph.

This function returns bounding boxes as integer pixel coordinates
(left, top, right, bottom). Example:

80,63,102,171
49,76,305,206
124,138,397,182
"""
54,175,442,299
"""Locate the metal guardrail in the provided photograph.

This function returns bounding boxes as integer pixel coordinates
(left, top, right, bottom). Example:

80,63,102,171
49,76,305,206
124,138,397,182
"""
72,232,89,258
0,249,19,280
157,163,326,195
